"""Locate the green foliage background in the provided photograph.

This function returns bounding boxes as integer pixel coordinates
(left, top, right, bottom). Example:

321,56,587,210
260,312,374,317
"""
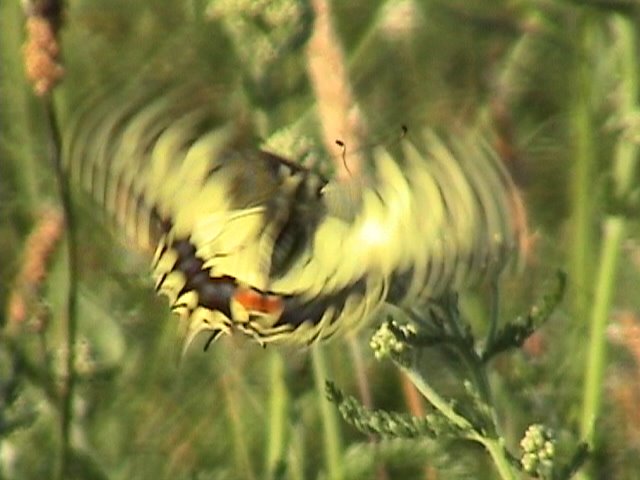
1,1,640,479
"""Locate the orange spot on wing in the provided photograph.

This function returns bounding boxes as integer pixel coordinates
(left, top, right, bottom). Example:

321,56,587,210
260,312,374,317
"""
233,287,284,316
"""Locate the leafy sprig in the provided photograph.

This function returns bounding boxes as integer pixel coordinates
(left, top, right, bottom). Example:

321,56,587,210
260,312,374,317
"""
328,273,587,480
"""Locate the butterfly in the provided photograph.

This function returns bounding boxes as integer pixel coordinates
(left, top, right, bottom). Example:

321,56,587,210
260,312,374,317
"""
62,80,524,353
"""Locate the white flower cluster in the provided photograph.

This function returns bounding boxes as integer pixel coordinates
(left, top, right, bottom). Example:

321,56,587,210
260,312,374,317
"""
520,424,556,477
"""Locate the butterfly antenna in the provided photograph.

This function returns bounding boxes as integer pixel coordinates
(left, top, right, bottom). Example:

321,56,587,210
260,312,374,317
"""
335,138,352,176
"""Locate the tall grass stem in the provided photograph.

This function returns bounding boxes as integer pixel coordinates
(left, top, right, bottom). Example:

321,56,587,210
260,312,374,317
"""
312,346,344,480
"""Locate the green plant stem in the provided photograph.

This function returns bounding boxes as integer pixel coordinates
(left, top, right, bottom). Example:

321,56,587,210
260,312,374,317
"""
265,350,288,479
610,16,639,198
45,96,79,480
398,363,473,432
222,375,257,480
580,14,638,449
312,345,344,480
570,13,596,323
442,303,494,412
480,437,519,480
287,426,305,480
453,342,495,428
399,363,518,480
580,218,625,443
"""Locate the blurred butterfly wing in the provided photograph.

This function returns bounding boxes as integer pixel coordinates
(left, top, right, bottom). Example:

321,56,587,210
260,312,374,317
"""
62,83,335,348
262,129,523,344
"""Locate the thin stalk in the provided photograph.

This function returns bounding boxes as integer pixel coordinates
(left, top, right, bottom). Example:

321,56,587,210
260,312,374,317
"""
312,345,344,480
348,339,390,480
399,363,518,480
480,437,519,480
451,341,495,429
580,218,625,443
580,14,638,447
441,302,494,410
45,96,79,480
609,16,639,198
264,350,288,480
19,2,70,476
287,426,305,480
222,374,257,480
398,363,473,432
569,13,596,324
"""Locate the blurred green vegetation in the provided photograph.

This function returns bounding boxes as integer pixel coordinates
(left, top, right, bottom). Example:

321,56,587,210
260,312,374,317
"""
1,1,640,479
